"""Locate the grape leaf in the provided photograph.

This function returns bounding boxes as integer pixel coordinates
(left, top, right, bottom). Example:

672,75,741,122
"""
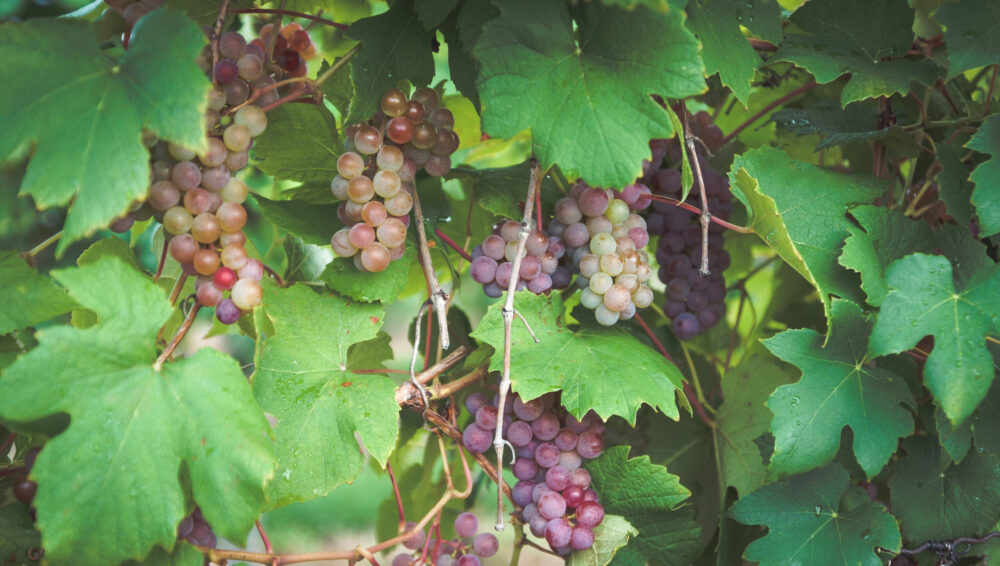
936,0,1000,79
469,292,683,424
283,237,332,284
344,0,435,124
253,195,343,246
414,0,458,29
0,256,274,565
163,0,251,26
730,465,901,566
320,245,416,303
966,113,1000,237
870,254,1000,425
716,350,797,496
839,205,992,306
445,162,563,220
772,0,939,106
253,285,398,508
586,446,702,566
566,515,638,566
937,403,974,463
0,503,40,566
730,146,882,326
771,105,922,156
0,251,77,334
123,543,202,566
317,58,355,121
889,435,1000,542
0,9,209,255
938,143,976,228
252,104,343,184
473,0,705,187
685,0,781,104
763,299,915,479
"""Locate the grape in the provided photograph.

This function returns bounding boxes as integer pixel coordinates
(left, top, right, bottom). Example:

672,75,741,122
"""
225,149,249,171
423,154,451,176
360,243,391,272
605,199,630,224
337,152,365,179
386,116,415,144
558,449,582,470
437,555,457,566
457,556,480,566
589,232,617,256
462,423,491,453
553,428,578,451
470,256,498,284
534,442,560,468
231,279,263,310
594,304,619,326
377,146,404,172
579,187,609,216
588,272,613,295
412,87,439,111
223,124,251,152
171,161,201,191
531,411,560,441
538,491,567,520
163,206,193,235
213,59,239,84
201,165,230,191
527,273,552,294
481,234,506,261
402,522,425,550
391,554,411,566
576,502,604,527
513,457,538,481
519,254,541,280
373,170,401,198
545,465,571,491
506,420,534,447
405,100,426,122
376,218,407,248
544,517,573,548
381,89,408,117
177,515,195,539
512,481,535,507
475,405,498,430
168,234,198,263
570,526,595,550
193,249,220,276
217,202,247,232
215,298,241,324
234,105,267,137
513,396,545,421
385,191,413,217
222,178,249,204
576,430,604,459
431,129,459,155
219,31,247,59
220,244,249,270
347,175,375,203
12,477,36,505
473,533,498,558
454,512,478,538
191,213,221,243
196,279,224,307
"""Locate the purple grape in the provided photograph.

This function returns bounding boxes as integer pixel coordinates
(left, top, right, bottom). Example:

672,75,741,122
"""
402,521,425,550
671,312,701,340
577,430,604,459
465,392,488,414
582,488,599,503
462,423,492,454
476,405,498,430
664,254,692,278
538,492,567,520
666,278,690,301
531,411,560,441
529,514,548,537
457,555,480,566
544,517,573,548
473,533,499,557
513,481,536,507
392,554,411,566
515,439,539,459
554,428,578,451
563,485,584,508
483,282,503,298
507,420,534,447
522,502,539,521
527,273,552,294
214,59,239,84
512,396,545,421
664,300,686,318
534,442,560,468
545,465,570,491
177,515,194,538
216,298,242,324
558,449,583,470
481,234,505,260
706,280,726,303
687,269,710,290
532,482,554,503
470,256,498,284
571,526,595,550
494,261,514,287
687,290,709,312
576,501,605,527
551,266,572,289
570,468,591,489
454,512,478,538
699,306,723,328
513,456,539,481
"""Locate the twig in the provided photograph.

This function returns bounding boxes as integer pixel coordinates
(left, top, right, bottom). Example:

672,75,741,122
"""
433,227,473,262
262,1,285,66
646,194,753,233
153,304,201,370
254,521,274,557
210,0,232,81
493,157,541,531
260,87,320,113
891,531,1000,564
682,107,712,277
314,44,362,89
394,345,470,405
633,312,675,364
635,312,714,426
167,273,188,306
230,8,350,30
720,81,818,146
153,237,169,281
20,230,62,263
409,301,432,412
386,463,406,534
261,263,285,287
412,180,451,350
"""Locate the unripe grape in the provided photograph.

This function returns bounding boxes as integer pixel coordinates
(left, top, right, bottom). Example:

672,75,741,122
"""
169,234,198,263
354,125,382,155
579,287,602,309
590,232,617,256
223,124,251,152
347,175,375,203
216,202,247,232
234,105,267,136
337,152,365,178
163,206,193,235
376,218,407,248
168,143,196,162
220,244,249,270
231,278,263,310
191,213,221,243
331,228,357,257
219,230,246,248
599,253,624,276
376,146,404,172
193,249,220,276
603,284,631,312
222,178,249,204
207,87,227,112
360,243,391,272
605,198,630,224
589,272,612,294
373,170,401,198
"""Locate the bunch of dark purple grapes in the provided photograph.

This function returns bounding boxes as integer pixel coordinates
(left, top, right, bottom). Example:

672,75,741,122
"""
462,392,606,555
392,512,499,566
176,507,217,549
469,220,572,297
643,112,733,339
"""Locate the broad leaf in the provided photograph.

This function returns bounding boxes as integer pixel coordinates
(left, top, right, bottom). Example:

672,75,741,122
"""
253,195,342,247
771,105,921,156
0,9,209,255
0,251,77,334
414,0,458,29
973,380,1000,456
731,465,901,565
566,515,638,566
164,0,251,26
730,147,882,326
469,292,683,424
763,300,915,479
0,503,40,565
318,57,355,120
889,435,1000,542
445,161,563,220
474,0,705,187
0,257,274,565
966,113,1000,237
253,285,398,508
345,0,435,124
773,0,938,106
587,446,702,566
252,104,342,184
123,543,203,566
870,253,1000,425
320,246,416,303
936,0,1000,79
716,350,797,496
938,143,976,228
685,0,781,104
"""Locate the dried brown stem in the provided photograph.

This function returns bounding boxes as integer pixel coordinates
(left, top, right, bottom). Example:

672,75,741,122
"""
682,108,712,277
386,463,406,534
412,180,451,350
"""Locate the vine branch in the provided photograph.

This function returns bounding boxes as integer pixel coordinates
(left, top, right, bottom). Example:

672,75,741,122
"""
682,106,712,276
412,180,451,350
646,193,753,233
153,304,201,370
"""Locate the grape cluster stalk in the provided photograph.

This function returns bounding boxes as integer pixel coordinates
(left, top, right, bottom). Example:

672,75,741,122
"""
329,87,461,272
644,112,733,339
391,512,499,566
462,392,605,554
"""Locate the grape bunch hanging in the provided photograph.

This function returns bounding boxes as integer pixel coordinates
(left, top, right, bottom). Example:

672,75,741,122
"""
329,87,460,272
469,220,573,297
644,112,733,339
391,512,499,566
462,392,606,554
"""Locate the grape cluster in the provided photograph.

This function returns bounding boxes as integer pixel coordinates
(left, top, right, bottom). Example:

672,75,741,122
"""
462,393,605,554
176,507,217,549
643,112,732,340
391,512,499,566
469,220,572,297
329,87,460,272
550,183,655,326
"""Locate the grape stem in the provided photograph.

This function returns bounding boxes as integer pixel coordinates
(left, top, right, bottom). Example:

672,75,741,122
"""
719,81,817,146
230,8,350,30
209,0,233,83
20,230,62,264
153,237,169,281
681,106,713,277
408,300,433,413
261,263,286,287
646,193,753,233
433,226,473,262
890,531,1000,562
493,157,543,531
254,521,275,558
385,463,406,537
412,180,451,350
262,1,286,67
394,345,470,405
153,304,201,371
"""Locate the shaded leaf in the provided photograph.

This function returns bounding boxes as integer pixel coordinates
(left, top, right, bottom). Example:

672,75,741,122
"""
253,194,342,246
0,251,77,334
566,515,638,566
936,0,1000,79
252,104,342,184
0,503,40,566
966,113,1000,237
320,245,416,303
771,105,921,155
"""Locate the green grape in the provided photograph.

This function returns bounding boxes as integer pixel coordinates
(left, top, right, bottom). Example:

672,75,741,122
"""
163,206,193,235
234,105,267,137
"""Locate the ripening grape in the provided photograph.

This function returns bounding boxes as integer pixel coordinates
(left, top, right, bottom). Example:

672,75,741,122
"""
472,533,498,558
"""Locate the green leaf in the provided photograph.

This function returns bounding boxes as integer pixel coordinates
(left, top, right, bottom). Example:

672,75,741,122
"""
123,543,202,566
414,0,458,29
870,253,1000,425
252,104,342,184
763,299,915,478
772,0,938,106
839,205,991,306
344,0,435,124
469,292,683,424
0,9,209,255
938,143,976,228
0,251,77,334
445,161,563,220
685,0,781,104
771,105,922,156
283,237,332,284
0,503,40,566
716,349,798,496
253,285,398,508
966,113,1000,237
586,446,702,566
566,515,638,566
318,58,355,120
730,147,882,326
163,0,251,26
936,0,1000,79
937,403,974,463
253,195,342,246
77,236,144,272
973,380,1000,456
0,257,274,565
889,435,1000,542
474,0,705,187
731,465,901,565
320,245,416,303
